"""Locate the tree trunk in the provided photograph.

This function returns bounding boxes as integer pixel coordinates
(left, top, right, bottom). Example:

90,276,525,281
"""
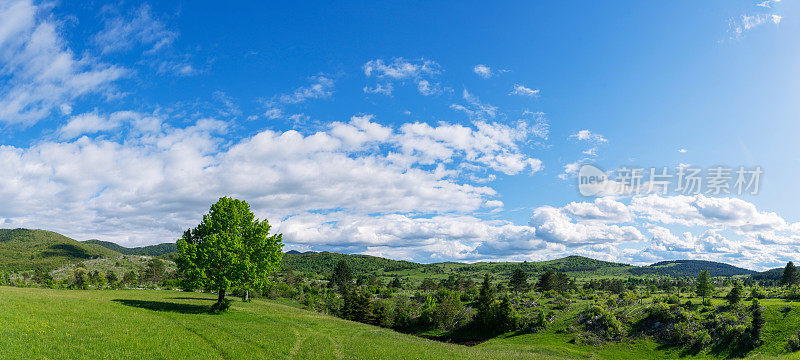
217,289,226,305
243,290,249,302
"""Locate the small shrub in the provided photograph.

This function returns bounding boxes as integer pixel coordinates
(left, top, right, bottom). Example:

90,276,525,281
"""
583,305,623,340
787,331,800,352
665,294,680,305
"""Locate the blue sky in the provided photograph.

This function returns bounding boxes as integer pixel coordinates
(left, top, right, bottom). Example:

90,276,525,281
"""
1,0,799,269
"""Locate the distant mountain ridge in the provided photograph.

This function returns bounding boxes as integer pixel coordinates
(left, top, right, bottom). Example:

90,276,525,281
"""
628,259,755,277
0,228,765,278
83,240,177,256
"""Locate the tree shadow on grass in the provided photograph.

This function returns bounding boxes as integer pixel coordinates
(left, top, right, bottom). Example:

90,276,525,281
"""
167,297,217,301
41,244,93,259
113,299,209,314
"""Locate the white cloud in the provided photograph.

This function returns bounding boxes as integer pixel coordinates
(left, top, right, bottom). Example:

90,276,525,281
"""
416,79,441,96
58,112,121,140
510,84,539,97
473,64,492,79
393,118,543,175
363,57,441,96
562,197,633,223
363,83,393,95
92,4,178,54
728,13,782,39
630,194,787,234
557,160,585,180
278,75,335,104
757,0,781,8
0,0,127,125
0,112,546,249
364,57,439,79
569,129,608,144
678,148,687,153
528,206,644,245
157,60,198,77
450,89,499,120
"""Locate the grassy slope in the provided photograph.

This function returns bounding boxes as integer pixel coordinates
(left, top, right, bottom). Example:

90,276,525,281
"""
0,229,122,271
50,255,177,280
0,287,569,360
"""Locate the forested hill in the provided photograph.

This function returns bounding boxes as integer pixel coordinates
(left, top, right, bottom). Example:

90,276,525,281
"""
750,267,783,282
83,240,177,256
628,260,755,277
281,252,756,279
0,229,122,271
282,251,425,274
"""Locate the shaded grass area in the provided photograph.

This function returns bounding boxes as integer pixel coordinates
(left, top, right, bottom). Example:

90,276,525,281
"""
112,299,210,314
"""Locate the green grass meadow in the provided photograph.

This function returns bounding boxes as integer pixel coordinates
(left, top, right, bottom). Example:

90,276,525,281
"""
0,287,566,360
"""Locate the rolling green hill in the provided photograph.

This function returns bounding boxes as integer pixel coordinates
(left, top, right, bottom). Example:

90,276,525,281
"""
83,240,177,256
0,229,122,271
282,251,425,274
751,267,783,282
282,252,634,281
628,259,755,277
282,252,756,281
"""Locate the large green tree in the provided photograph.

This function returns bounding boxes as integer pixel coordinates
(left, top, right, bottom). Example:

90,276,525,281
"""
331,260,353,290
695,270,714,304
782,262,799,286
726,280,743,305
177,197,283,311
508,268,528,294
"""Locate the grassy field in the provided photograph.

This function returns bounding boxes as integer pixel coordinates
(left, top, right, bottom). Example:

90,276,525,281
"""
3,287,800,359
0,287,572,360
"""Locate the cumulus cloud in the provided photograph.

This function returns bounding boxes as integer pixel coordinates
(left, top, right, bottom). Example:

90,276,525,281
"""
630,194,787,234
528,206,644,245
0,0,127,125
58,112,121,140
393,119,544,175
0,112,547,249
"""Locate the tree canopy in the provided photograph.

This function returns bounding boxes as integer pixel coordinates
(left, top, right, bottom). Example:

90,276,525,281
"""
509,268,528,293
695,270,714,302
782,262,799,286
177,197,283,311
